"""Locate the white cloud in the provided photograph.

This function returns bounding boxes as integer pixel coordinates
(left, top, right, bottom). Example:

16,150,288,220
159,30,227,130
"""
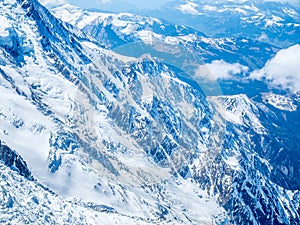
250,44,300,93
176,1,199,15
195,60,249,81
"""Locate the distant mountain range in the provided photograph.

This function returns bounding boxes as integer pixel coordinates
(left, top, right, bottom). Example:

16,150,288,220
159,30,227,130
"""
137,0,300,48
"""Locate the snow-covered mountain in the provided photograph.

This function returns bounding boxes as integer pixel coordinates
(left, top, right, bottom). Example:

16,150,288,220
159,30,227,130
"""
0,0,299,224
51,4,283,97
141,0,300,48
51,4,279,69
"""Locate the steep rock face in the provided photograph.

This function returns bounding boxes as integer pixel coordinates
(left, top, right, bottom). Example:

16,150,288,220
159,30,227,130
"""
207,95,300,224
256,99,300,190
0,0,299,224
209,94,300,191
0,140,32,180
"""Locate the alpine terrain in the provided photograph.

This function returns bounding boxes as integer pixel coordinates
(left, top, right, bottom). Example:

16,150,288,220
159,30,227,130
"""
0,0,299,224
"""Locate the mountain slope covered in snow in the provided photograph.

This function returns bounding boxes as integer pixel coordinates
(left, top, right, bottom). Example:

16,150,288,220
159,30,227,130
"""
0,0,299,224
